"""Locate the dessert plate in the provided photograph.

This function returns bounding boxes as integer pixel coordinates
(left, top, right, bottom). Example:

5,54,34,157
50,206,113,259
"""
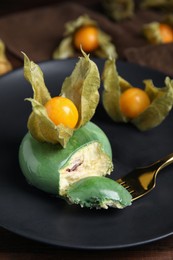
0,58,172,249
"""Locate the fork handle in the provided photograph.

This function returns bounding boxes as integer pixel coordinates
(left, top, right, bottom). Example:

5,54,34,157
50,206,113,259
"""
154,153,173,173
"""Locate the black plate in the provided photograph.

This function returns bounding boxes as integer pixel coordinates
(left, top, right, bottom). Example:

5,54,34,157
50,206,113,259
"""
0,59,173,250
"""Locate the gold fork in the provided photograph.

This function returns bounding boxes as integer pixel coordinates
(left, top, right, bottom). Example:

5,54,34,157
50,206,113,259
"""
116,153,173,201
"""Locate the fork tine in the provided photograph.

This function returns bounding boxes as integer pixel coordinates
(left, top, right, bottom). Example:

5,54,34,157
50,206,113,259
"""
117,179,135,194
116,153,173,201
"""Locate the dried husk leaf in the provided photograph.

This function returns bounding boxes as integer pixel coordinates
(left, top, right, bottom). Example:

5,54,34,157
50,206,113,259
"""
0,39,12,75
95,30,117,59
102,58,131,122
102,58,173,131
140,0,173,11
142,22,163,44
23,51,100,147
60,50,100,127
132,77,173,130
53,37,75,59
102,0,135,21
64,15,97,36
23,53,51,104
53,15,117,59
23,53,73,147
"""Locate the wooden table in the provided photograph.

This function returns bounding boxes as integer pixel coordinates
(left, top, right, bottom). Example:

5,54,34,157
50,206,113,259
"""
0,1,173,259
0,227,172,259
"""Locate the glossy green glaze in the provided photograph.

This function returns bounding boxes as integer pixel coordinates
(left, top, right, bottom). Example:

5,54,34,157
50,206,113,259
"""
67,176,132,209
19,122,112,195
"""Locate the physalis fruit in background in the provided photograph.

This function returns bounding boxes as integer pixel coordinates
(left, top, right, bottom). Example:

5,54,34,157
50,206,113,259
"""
0,39,12,75
102,58,173,131
53,15,117,59
143,22,173,44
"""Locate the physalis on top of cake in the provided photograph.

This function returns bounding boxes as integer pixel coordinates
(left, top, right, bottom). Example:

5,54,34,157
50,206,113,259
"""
19,51,132,209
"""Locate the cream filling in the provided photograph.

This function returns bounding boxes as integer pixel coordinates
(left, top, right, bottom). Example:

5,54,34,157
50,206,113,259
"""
59,141,113,195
